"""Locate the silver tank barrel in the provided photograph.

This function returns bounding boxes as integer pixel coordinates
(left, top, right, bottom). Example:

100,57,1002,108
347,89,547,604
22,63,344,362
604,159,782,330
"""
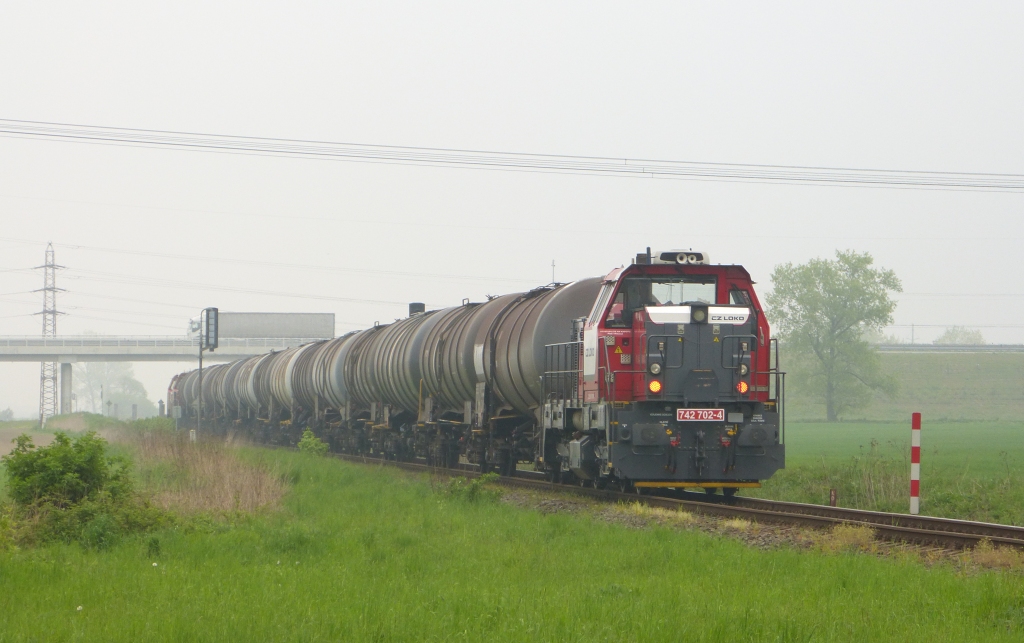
235,354,267,413
348,326,388,409
486,278,601,414
292,340,330,411
266,346,303,412
418,304,479,410
221,358,248,414
318,332,359,411
252,351,283,412
372,310,442,413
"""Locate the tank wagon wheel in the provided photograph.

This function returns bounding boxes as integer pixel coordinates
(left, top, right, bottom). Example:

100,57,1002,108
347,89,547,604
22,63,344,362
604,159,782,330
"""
704,487,718,497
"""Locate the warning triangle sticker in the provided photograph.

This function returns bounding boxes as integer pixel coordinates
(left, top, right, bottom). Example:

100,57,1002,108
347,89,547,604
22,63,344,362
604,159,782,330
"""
614,346,623,353
713,336,720,343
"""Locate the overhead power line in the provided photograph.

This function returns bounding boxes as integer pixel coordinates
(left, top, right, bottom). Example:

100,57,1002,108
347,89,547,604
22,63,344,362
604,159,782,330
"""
0,236,537,286
1,118,1023,192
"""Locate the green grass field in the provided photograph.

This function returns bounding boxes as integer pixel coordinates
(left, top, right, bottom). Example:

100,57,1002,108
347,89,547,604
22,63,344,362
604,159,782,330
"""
748,421,1024,524
3,445,1024,642
760,351,1024,522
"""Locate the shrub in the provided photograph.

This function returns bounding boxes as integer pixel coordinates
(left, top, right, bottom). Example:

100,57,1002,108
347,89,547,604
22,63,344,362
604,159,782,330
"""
20,493,168,549
440,473,501,503
1,431,169,548
297,430,329,457
2,432,133,508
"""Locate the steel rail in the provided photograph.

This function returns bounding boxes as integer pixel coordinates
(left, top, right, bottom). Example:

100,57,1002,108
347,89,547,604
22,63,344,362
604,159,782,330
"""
326,452,1024,551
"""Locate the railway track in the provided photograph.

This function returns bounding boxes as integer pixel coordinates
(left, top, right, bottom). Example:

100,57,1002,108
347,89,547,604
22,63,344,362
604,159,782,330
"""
330,452,1024,551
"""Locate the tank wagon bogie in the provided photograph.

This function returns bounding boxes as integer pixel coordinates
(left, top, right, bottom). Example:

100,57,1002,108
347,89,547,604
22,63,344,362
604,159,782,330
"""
167,249,785,492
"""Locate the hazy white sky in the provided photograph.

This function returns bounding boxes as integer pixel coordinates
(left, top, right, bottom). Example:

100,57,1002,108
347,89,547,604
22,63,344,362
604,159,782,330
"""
1,2,1022,416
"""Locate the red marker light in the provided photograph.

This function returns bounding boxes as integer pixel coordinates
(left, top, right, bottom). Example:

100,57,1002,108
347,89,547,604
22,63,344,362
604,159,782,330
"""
736,381,749,394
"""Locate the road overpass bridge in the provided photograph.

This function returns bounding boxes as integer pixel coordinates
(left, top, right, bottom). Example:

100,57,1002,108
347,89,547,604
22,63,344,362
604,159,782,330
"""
0,335,327,362
0,335,329,415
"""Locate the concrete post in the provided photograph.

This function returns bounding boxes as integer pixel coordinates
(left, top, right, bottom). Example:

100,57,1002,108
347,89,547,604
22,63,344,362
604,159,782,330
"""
60,362,72,415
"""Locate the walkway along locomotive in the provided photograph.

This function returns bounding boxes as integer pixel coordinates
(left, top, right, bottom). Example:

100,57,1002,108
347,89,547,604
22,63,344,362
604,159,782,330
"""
168,249,785,493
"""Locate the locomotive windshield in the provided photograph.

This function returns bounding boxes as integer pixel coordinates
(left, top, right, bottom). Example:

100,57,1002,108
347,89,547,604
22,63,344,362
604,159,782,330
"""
605,276,717,327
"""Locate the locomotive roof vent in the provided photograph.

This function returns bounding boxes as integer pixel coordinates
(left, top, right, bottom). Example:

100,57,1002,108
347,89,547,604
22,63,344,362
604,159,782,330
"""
652,250,710,265
409,302,426,316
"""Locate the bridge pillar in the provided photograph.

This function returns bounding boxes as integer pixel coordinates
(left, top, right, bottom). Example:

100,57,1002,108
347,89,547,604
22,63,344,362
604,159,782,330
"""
60,362,72,415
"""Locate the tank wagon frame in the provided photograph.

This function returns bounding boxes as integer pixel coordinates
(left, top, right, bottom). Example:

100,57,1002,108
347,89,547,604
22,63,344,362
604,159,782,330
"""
168,249,786,493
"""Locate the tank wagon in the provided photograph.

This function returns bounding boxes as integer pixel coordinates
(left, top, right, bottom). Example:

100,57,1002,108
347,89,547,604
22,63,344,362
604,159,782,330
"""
168,249,785,493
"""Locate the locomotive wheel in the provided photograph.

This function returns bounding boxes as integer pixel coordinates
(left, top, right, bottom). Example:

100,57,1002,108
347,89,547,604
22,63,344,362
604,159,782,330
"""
723,487,738,498
704,487,718,496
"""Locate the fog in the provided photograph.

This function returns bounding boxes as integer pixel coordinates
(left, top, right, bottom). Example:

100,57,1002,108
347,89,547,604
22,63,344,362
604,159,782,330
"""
1,2,1022,417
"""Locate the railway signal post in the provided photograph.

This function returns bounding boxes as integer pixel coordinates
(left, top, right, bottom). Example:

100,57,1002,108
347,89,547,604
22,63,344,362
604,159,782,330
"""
196,307,218,439
910,412,921,515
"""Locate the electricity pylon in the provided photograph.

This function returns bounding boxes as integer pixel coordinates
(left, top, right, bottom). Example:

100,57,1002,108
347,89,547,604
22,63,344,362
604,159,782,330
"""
35,243,63,427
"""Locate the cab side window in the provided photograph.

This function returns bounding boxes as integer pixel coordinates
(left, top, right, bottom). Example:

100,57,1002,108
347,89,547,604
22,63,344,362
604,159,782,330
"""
730,289,751,306
605,292,628,327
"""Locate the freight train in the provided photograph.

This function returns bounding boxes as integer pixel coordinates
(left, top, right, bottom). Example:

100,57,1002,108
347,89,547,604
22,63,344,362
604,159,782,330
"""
168,249,785,494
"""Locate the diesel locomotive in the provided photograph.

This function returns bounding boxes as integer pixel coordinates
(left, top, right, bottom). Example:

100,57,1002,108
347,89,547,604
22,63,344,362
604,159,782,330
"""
169,249,785,493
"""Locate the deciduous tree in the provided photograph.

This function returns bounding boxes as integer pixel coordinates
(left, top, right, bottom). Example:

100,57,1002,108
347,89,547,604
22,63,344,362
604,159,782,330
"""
933,326,985,345
768,250,902,421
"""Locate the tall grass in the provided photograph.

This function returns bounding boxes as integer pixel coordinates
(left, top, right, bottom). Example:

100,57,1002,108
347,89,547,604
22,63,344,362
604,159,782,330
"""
753,438,909,512
114,428,285,514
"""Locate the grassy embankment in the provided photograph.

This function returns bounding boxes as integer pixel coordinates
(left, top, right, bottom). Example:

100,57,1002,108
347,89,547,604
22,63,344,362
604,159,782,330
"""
3,429,1024,641
785,352,1024,422
754,352,1024,523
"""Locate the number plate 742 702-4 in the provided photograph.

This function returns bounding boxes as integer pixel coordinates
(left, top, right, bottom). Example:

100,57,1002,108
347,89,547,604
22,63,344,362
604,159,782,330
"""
676,408,726,422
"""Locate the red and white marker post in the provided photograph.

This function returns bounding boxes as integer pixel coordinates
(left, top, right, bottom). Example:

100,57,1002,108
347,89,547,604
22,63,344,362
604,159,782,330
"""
910,412,921,515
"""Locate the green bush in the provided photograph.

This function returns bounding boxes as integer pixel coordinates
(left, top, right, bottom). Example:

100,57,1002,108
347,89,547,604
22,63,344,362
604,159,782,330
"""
2,432,133,508
1,431,168,548
297,430,328,457
440,473,501,503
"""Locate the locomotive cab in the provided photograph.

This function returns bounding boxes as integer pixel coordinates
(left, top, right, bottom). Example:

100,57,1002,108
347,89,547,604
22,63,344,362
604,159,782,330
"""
547,249,785,492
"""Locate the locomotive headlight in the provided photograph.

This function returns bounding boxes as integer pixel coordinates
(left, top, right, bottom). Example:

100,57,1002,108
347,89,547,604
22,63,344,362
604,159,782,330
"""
692,309,706,323
736,381,749,394
739,363,749,376
649,362,662,375
649,380,663,394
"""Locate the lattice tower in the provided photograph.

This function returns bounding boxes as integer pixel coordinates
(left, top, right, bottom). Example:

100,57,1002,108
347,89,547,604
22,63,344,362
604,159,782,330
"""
35,243,64,427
